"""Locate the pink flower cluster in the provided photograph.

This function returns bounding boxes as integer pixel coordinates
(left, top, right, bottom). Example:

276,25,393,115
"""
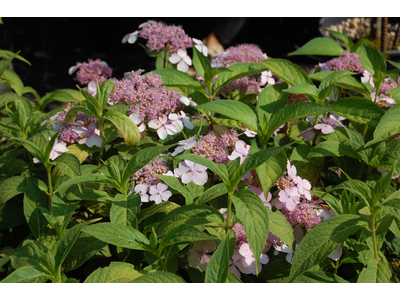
109,71,184,123
47,104,102,148
131,158,171,186
211,44,274,96
191,129,238,163
69,59,112,85
319,51,364,73
139,20,193,53
273,161,312,211
281,200,323,229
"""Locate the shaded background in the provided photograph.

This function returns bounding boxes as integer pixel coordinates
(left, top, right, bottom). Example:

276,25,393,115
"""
1,17,329,96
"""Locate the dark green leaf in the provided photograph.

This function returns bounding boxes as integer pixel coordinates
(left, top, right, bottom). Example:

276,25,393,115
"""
288,37,345,56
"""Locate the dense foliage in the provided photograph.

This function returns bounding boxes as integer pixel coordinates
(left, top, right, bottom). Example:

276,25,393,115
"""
1,19,400,283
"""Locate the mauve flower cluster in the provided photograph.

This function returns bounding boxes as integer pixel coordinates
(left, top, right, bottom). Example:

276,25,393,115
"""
281,200,323,229
211,44,266,68
191,129,238,163
380,77,399,94
109,71,184,122
139,21,192,53
69,59,112,85
211,44,273,96
319,51,364,73
48,103,101,147
131,158,171,186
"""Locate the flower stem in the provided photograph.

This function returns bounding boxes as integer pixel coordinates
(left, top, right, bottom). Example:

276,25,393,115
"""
371,212,379,261
225,193,233,231
46,166,53,214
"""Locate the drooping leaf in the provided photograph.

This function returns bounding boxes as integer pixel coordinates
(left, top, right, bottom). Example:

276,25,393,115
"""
357,256,392,283
82,223,150,250
261,58,313,86
129,271,186,283
196,183,228,205
153,69,204,90
103,109,139,146
85,261,145,283
0,175,26,206
156,205,223,236
267,209,295,251
288,214,367,282
0,266,48,283
231,190,270,274
110,193,141,228
288,37,345,56
197,100,258,131
205,229,236,283
295,271,349,283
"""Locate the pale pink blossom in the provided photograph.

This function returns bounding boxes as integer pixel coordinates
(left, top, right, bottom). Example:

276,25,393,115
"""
314,123,335,134
243,128,257,137
122,30,140,44
131,184,149,203
171,136,197,157
294,176,312,200
74,123,103,148
148,183,172,204
248,186,272,210
278,187,301,211
33,139,69,164
169,49,192,72
274,243,298,264
148,114,180,140
129,113,146,133
193,38,208,57
287,160,297,180
179,96,197,106
231,243,269,275
228,140,250,164
188,240,216,271
174,160,208,186
260,70,275,86
168,111,195,130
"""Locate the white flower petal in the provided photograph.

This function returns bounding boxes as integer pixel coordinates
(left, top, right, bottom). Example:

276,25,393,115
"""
169,53,181,64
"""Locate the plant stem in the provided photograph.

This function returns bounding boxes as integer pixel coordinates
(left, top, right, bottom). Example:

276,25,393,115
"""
225,194,233,231
371,212,379,261
46,166,53,214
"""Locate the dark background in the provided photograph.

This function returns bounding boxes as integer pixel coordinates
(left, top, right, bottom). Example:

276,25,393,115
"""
1,17,328,96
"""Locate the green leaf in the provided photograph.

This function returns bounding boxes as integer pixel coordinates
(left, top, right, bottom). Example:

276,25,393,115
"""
65,232,108,271
65,187,114,202
103,109,139,146
231,144,291,191
309,71,372,100
129,271,186,283
1,266,48,283
359,45,386,76
295,271,349,283
153,69,204,90
213,62,267,93
331,97,384,126
12,137,45,163
1,68,24,96
197,100,258,131
97,80,115,111
78,86,100,114
0,175,26,206
288,214,367,282
255,150,287,194
159,224,215,250
84,261,145,283
381,199,400,221
196,183,228,205
205,229,236,283
365,104,400,147
288,37,345,56
63,102,97,123
66,143,96,163
121,145,172,186
257,83,288,126
137,201,180,223
23,177,48,240
53,220,96,273
318,70,356,100
156,205,223,236
0,148,25,164
178,154,230,188
325,30,354,51
54,174,109,195
231,190,270,274
267,209,295,251
283,84,319,102
51,153,81,178
82,223,150,250
306,141,360,160
267,102,333,138
357,257,392,283
262,58,313,86
192,45,211,79
38,89,85,111
157,175,193,205
110,193,140,228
